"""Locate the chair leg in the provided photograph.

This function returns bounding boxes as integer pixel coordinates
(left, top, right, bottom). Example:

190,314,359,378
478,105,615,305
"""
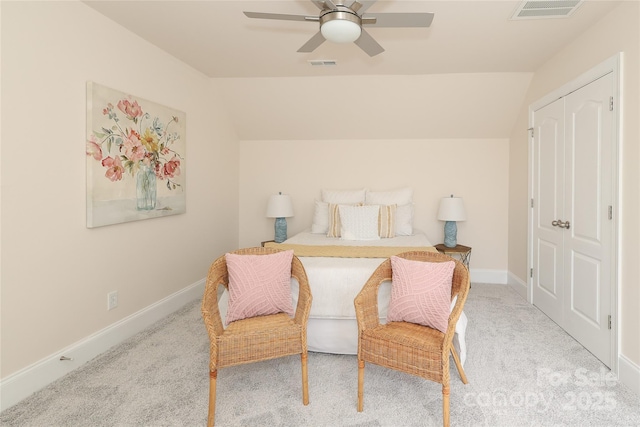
301,353,309,405
442,385,450,427
207,370,217,427
357,360,365,412
450,347,468,384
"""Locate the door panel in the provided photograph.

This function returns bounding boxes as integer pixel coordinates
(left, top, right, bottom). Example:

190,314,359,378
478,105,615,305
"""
538,241,557,295
563,73,612,366
570,251,600,326
572,100,602,242
532,99,564,322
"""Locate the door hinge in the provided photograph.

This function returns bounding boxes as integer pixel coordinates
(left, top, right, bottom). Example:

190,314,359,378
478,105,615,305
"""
609,96,614,111
608,205,613,220
528,127,534,138
608,315,612,330
531,198,534,208
530,268,534,278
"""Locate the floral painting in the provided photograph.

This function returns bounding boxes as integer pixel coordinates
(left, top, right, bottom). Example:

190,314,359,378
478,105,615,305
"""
86,82,186,228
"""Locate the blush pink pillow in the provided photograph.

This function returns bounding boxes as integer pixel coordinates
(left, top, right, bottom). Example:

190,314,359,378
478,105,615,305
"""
225,250,294,324
387,256,455,333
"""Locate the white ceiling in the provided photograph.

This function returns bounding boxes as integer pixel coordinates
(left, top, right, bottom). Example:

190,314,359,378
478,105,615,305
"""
84,0,621,78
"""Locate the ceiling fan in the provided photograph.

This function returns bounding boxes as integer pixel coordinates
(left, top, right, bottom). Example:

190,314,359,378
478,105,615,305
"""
243,0,434,57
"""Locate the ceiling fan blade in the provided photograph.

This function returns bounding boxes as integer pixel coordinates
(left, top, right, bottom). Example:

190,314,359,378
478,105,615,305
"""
244,11,315,22
350,1,377,14
297,31,326,53
354,29,384,57
311,0,338,11
362,12,434,28
311,1,333,11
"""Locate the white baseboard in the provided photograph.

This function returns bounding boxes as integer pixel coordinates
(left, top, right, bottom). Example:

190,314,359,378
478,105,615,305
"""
507,271,529,301
618,353,640,395
0,278,205,412
470,269,507,285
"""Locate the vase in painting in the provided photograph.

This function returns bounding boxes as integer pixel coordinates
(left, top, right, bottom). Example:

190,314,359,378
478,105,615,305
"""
136,164,157,210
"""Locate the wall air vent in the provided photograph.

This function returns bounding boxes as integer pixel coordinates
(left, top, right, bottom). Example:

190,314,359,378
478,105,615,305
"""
511,0,584,20
308,60,337,66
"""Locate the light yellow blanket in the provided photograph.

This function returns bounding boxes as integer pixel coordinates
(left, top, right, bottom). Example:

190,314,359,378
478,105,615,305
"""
263,242,437,258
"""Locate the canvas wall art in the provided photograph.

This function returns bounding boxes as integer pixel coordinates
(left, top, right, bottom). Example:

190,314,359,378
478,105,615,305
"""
86,82,186,228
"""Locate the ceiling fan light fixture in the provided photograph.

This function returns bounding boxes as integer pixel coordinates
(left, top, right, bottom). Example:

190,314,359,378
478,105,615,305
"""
320,11,362,43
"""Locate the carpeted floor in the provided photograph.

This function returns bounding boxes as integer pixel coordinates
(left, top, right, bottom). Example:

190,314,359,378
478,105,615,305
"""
1,284,639,426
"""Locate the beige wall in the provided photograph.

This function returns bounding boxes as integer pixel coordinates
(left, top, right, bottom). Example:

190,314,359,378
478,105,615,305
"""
507,1,640,365
238,138,509,272
0,2,239,378
218,73,533,141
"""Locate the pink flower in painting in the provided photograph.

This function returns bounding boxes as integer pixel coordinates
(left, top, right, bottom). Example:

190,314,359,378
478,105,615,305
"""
123,130,145,162
86,138,102,161
102,156,124,181
102,103,114,116
117,99,143,121
163,156,181,178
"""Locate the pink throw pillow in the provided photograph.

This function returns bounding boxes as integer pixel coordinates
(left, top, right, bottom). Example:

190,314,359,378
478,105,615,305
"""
225,250,294,324
387,256,455,333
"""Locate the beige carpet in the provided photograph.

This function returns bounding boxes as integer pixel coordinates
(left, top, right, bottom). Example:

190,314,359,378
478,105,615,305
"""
1,284,639,426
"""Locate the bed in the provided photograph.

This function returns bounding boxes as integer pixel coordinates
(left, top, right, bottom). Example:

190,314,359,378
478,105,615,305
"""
220,188,468,365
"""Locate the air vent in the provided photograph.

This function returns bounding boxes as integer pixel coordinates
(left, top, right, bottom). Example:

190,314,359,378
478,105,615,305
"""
308,60,337,66
511,0,583,20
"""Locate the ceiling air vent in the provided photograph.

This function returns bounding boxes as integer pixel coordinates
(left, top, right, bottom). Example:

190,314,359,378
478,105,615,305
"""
511,0,584,20
308,60,337,66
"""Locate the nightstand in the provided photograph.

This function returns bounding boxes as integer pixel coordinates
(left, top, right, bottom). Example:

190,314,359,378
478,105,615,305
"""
261,240,275,247
434,244,472,270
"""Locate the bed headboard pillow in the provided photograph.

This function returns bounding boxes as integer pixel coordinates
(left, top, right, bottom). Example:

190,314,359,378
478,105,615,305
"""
339,204,381,240
387,256,454,333
225,250,295,324
310,200,330,234
395,203,414,236
321,188,366,204
365,187,413,205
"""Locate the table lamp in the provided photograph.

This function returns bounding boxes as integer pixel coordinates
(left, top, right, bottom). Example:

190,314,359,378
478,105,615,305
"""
266,192,294,243
437,195,466,248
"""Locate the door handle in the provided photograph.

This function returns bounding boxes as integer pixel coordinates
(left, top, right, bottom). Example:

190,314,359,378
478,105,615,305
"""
551,219,571,229
558,220,570,229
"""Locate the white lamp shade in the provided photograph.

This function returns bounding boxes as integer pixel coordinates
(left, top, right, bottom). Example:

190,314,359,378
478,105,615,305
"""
437,197,467,221
321,19,361,43
266,194,294,218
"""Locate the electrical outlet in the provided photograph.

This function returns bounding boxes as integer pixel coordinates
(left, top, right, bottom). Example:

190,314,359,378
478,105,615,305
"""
107,291,118,311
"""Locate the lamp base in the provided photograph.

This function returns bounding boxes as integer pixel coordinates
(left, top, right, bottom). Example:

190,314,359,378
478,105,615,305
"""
444,221,457,248
274,217,288,243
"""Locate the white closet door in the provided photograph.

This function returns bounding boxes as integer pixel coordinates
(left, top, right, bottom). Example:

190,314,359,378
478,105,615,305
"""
563,73,613,366
531,72,614,367
532,98,565,324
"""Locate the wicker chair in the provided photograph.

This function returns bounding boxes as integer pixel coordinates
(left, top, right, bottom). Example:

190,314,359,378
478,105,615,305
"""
201,247,313,427
354,251,470,427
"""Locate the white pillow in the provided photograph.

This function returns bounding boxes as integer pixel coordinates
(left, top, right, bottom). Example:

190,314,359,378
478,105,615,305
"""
366,187,413,205
322,188,366,204
339,205,380,241
310,200,329,234
396,203,414,236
